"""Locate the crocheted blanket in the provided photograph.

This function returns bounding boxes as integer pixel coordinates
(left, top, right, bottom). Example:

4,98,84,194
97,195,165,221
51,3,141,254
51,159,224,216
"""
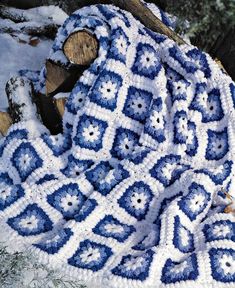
1,4,235,287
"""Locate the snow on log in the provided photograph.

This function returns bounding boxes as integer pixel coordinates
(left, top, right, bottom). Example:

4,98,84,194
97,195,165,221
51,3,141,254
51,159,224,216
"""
0,4,31,23
0,5,67,39
63,31,98,65
0,112,12,136
0,20,58,39
5,77,41,123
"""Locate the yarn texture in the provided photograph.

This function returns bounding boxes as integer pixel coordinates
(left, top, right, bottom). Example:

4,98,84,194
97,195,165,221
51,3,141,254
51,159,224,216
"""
1,4,235,287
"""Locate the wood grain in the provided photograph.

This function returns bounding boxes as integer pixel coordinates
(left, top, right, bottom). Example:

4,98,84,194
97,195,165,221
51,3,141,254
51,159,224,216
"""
54,98,67,117
46,60,72,96
0,112,12,136
63,31,98,65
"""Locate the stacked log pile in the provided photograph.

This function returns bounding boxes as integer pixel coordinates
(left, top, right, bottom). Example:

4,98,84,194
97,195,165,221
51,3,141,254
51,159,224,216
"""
0,0,227,136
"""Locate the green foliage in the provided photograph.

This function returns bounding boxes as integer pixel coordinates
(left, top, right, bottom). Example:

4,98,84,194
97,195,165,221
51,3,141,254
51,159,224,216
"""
165,0,235,51
0,243,86,288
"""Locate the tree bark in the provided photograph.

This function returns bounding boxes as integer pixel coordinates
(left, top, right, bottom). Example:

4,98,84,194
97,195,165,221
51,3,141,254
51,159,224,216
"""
5,77,41,123
111,0,186,45
0,23,58,38
0,4,29,22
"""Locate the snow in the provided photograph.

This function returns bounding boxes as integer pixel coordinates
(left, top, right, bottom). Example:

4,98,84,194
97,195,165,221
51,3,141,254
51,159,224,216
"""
0,33,52,111
26,6,68,26
54,92,70,99
0,5,68,112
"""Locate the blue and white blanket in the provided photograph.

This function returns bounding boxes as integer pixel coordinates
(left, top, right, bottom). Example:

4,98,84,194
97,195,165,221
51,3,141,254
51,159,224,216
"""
1,4,235,287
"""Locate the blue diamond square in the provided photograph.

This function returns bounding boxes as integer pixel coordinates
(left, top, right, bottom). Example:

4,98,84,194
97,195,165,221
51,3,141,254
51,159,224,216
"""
190,88,224,123
111,127,139,160
66,83,89,115
203,220,235,242
112,250,154,280
89,70,122,111
209,248,235,283
74,199,97,222
93,215,135,242
0,185,25,211
7,204,53,236
73,115,108,151
42,134,72,156
206,128,229,161
34,228,73,255
47,183,87,220
118,181,153,221
86,162,129,196
161,254,199,284
150,154,189,187
186,48,211,78
61,155,94,178
143,98,166,143
178,182,211,221
68,239,112,271
132,43,161,79
123,86,152,123
110,28,129,63
11,143,43,181
173,110,188,144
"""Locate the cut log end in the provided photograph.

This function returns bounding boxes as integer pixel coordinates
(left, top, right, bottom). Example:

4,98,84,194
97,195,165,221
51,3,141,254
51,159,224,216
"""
46,60,72,96
63,31,98,65
0,111,12,136
45,59,86,96
54,98,67,117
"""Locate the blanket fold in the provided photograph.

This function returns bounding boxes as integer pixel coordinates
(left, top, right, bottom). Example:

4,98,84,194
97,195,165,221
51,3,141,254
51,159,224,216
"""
0,3,235,287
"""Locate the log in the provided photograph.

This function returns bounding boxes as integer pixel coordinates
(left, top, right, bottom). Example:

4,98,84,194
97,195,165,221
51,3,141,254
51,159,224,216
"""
0,4,29,23
0,112,12,136
63,31,98,65
46,60,72,96
0,1,113,15
111,0,186,45
46,59,86,96
215,58,227,74
36,92,63,134
0,5,59,38
54,97,67,117
5,77,41,123
0,22,58,39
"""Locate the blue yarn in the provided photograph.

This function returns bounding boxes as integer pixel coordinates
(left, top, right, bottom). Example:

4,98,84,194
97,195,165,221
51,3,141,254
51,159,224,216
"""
0,3,235,287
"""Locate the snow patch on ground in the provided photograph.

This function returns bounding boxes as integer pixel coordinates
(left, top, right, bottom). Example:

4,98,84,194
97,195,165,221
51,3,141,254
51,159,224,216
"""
0,5,68,112
0,33,52,111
